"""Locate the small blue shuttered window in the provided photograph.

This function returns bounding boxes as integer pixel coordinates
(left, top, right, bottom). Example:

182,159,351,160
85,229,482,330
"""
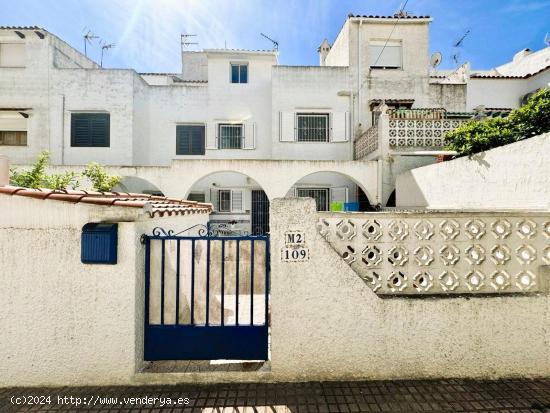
176,124,205,155
71,113,110,147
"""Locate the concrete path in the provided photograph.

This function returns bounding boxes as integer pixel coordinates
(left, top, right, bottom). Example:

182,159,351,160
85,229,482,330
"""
1,378,549,412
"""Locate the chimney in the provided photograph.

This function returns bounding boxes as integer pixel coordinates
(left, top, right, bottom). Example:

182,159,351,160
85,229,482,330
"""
318,39,331,66
0,155,9,186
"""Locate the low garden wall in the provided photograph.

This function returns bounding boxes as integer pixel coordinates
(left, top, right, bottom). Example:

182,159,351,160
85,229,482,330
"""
269,198,550,381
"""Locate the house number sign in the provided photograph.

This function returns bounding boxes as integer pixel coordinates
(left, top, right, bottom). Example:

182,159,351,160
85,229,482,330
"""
281,230,310,262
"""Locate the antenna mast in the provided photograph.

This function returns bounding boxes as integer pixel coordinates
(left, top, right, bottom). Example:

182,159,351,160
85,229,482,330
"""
260,33,279,51
181,34,198,53
100,40,115,67
82,28,98,57
452,29,470,66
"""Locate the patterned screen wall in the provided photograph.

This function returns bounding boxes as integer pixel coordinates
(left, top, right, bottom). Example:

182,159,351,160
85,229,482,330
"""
317,213,550,296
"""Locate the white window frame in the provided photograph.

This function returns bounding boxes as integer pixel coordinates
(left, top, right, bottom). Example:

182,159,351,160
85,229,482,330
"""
369,39,402,70
230,62,248,84
218,189,232,212
296,113,330,143
217,123,244,149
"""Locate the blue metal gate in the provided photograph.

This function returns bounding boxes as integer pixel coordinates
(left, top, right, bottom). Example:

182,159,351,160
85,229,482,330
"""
143,228,270,360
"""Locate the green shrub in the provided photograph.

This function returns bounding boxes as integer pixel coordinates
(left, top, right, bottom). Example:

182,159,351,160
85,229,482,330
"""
82,162,121,192
10,152,120,192
445,88,550,156
10,151,78,189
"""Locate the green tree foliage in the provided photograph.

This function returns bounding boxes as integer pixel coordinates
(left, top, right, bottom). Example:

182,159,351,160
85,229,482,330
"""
82,162,121,192
9,152,120,192
445,88,550,156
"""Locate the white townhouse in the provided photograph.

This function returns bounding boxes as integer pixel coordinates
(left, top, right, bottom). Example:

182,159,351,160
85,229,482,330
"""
0,14,548,234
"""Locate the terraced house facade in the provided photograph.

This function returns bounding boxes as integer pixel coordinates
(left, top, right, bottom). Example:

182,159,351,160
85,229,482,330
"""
1,13,548,234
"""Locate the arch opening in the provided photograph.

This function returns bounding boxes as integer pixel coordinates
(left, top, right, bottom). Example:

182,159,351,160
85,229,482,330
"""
114,176,164,196
286,171,375,212
187,171,270,235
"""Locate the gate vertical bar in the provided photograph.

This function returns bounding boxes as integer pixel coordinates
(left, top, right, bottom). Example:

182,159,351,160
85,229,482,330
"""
265,238,269,328
221,239,225,326
236,239,240,326
144,237,150,329
206,238,211,325
175,240,180,325
160,239,165,325
250,239,255,325
191,239,195,325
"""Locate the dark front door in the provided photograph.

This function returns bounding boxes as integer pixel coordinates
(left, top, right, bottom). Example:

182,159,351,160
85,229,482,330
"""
251,190,270,235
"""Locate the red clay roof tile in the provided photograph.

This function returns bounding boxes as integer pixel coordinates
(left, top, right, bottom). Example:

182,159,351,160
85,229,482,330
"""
0,186,212,218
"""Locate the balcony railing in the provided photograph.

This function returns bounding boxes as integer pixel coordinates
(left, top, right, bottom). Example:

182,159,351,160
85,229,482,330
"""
354,108,473,159
354,125,379,159
388,117,469,149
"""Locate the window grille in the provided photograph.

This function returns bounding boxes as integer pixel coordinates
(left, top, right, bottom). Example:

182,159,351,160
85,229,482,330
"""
296,188,330,211
218,190,231,212
231,63,248,83
296,114,329,142
218,124,243,149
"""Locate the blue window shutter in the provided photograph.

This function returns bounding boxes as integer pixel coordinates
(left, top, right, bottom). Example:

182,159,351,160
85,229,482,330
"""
176,125,205,155
71,113,110,147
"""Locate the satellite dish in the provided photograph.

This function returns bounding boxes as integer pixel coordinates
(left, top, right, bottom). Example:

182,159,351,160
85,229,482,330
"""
430,52,443,68
545,33,550,47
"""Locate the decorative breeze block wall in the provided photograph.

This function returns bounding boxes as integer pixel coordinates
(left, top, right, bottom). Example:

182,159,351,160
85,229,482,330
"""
317,213,550,296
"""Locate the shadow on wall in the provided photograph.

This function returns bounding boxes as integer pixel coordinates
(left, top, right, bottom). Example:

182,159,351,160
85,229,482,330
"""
395,171,429,208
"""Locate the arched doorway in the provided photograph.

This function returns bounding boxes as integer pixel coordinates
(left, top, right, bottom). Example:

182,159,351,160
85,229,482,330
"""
187,171,270,235
286,171,374,212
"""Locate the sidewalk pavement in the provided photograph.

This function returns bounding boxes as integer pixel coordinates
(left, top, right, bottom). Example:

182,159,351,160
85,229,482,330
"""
1,378,549,412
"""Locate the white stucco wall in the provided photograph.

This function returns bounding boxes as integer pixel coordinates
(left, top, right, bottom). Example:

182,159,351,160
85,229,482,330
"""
0,195,209,386
467,70,550,110
271,66,352,160
396,133,550,209
269,198,550,381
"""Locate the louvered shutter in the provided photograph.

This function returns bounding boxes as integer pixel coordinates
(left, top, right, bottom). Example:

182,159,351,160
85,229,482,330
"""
71,113,109,147
330,111,350,142
209,188,219,211
279,112,295,142
206,122,217,149
243,122,256,149
231,190,243,212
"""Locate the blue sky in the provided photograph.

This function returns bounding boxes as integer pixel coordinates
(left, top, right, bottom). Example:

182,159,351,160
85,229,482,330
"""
0,0,548,72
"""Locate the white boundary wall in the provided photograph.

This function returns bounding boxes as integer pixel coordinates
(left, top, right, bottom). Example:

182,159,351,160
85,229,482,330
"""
396,133,550,209
0,196,208,386
269,198,550,381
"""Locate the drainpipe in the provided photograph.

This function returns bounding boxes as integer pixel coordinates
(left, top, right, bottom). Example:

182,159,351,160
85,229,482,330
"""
0,155,9,186
356,19,362,129
61,94,65,165
377,158,383,206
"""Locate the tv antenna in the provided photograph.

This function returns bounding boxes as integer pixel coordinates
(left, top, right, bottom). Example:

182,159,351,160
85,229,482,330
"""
82,28,98,57
181,34,198,52
100,40,115,67
260,33,279,51
430,51,442,69
452,29,470,66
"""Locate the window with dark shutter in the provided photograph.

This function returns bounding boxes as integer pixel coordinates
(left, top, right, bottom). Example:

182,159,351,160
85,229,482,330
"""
176,124,205,155
71,113,110,147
